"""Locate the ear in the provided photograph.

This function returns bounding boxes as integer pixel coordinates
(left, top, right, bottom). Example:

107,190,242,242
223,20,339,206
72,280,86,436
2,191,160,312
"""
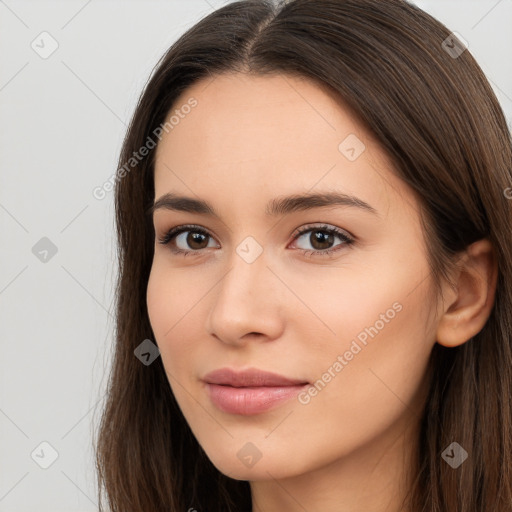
436,238,498,348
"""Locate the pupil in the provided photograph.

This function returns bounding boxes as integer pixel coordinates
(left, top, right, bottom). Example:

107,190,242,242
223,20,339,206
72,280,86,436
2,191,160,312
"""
189,232,207,249
313,231,332,250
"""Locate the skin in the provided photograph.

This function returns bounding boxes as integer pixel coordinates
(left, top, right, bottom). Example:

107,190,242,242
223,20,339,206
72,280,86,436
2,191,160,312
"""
146,72,497,512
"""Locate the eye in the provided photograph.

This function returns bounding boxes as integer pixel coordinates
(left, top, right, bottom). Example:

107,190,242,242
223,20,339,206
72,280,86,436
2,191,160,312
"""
289,224,354,258
157,224,218,256
157,223,355,258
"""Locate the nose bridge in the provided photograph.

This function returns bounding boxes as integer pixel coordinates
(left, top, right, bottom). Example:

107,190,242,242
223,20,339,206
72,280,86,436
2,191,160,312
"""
216,241,270,313
206,240,283,342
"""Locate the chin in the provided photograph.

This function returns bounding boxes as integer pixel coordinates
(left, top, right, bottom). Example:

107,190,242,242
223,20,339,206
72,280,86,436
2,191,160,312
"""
202,445,301,482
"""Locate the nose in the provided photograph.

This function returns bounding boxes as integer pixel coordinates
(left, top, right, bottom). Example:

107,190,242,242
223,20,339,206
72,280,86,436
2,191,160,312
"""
205,246,285,347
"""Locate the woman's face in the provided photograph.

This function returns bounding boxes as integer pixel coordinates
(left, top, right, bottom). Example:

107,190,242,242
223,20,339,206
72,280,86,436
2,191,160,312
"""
147,72,440,484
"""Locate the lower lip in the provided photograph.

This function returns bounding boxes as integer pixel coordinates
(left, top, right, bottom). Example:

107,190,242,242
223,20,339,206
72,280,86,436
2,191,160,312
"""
205,383,309,415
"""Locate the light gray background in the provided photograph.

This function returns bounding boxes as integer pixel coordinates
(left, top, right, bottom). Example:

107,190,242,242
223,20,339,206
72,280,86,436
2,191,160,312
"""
1,1,511,510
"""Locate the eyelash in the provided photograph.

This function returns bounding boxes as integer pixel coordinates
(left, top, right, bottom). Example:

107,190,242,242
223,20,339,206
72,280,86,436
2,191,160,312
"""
157,223,355,258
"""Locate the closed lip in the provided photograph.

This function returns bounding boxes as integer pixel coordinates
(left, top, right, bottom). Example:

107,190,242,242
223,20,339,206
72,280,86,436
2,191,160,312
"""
202,367,309,387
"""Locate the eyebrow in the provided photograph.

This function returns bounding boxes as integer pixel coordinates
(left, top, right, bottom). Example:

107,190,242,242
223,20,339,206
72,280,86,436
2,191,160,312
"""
147,191,379,218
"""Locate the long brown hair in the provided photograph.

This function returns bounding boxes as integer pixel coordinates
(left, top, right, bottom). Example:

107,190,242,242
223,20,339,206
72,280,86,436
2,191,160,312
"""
94,0,512,510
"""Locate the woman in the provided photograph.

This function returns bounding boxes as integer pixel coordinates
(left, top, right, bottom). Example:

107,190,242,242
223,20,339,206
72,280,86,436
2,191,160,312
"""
94,0,512,510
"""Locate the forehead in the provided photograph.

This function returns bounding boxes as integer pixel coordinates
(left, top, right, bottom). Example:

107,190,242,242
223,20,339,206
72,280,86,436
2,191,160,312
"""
156,72,365,164
153,72,417,221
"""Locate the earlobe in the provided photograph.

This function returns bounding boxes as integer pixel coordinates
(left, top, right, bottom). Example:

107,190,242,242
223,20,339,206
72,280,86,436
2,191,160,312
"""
435,239,498,348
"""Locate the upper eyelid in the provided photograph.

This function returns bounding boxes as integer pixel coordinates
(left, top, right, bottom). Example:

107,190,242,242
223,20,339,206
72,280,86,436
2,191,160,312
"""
292,223,353,238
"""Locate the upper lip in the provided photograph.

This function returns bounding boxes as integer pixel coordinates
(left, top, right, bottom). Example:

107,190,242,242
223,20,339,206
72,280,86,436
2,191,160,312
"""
202,367,309,387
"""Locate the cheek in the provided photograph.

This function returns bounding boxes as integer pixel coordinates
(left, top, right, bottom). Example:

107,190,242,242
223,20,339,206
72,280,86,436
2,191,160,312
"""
289,246,432,354
146,264,170,341
146,263,190,361
275,260,408,353
147,260,200,338
146,261,212,379
290,255,433,411
302,272,432,424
